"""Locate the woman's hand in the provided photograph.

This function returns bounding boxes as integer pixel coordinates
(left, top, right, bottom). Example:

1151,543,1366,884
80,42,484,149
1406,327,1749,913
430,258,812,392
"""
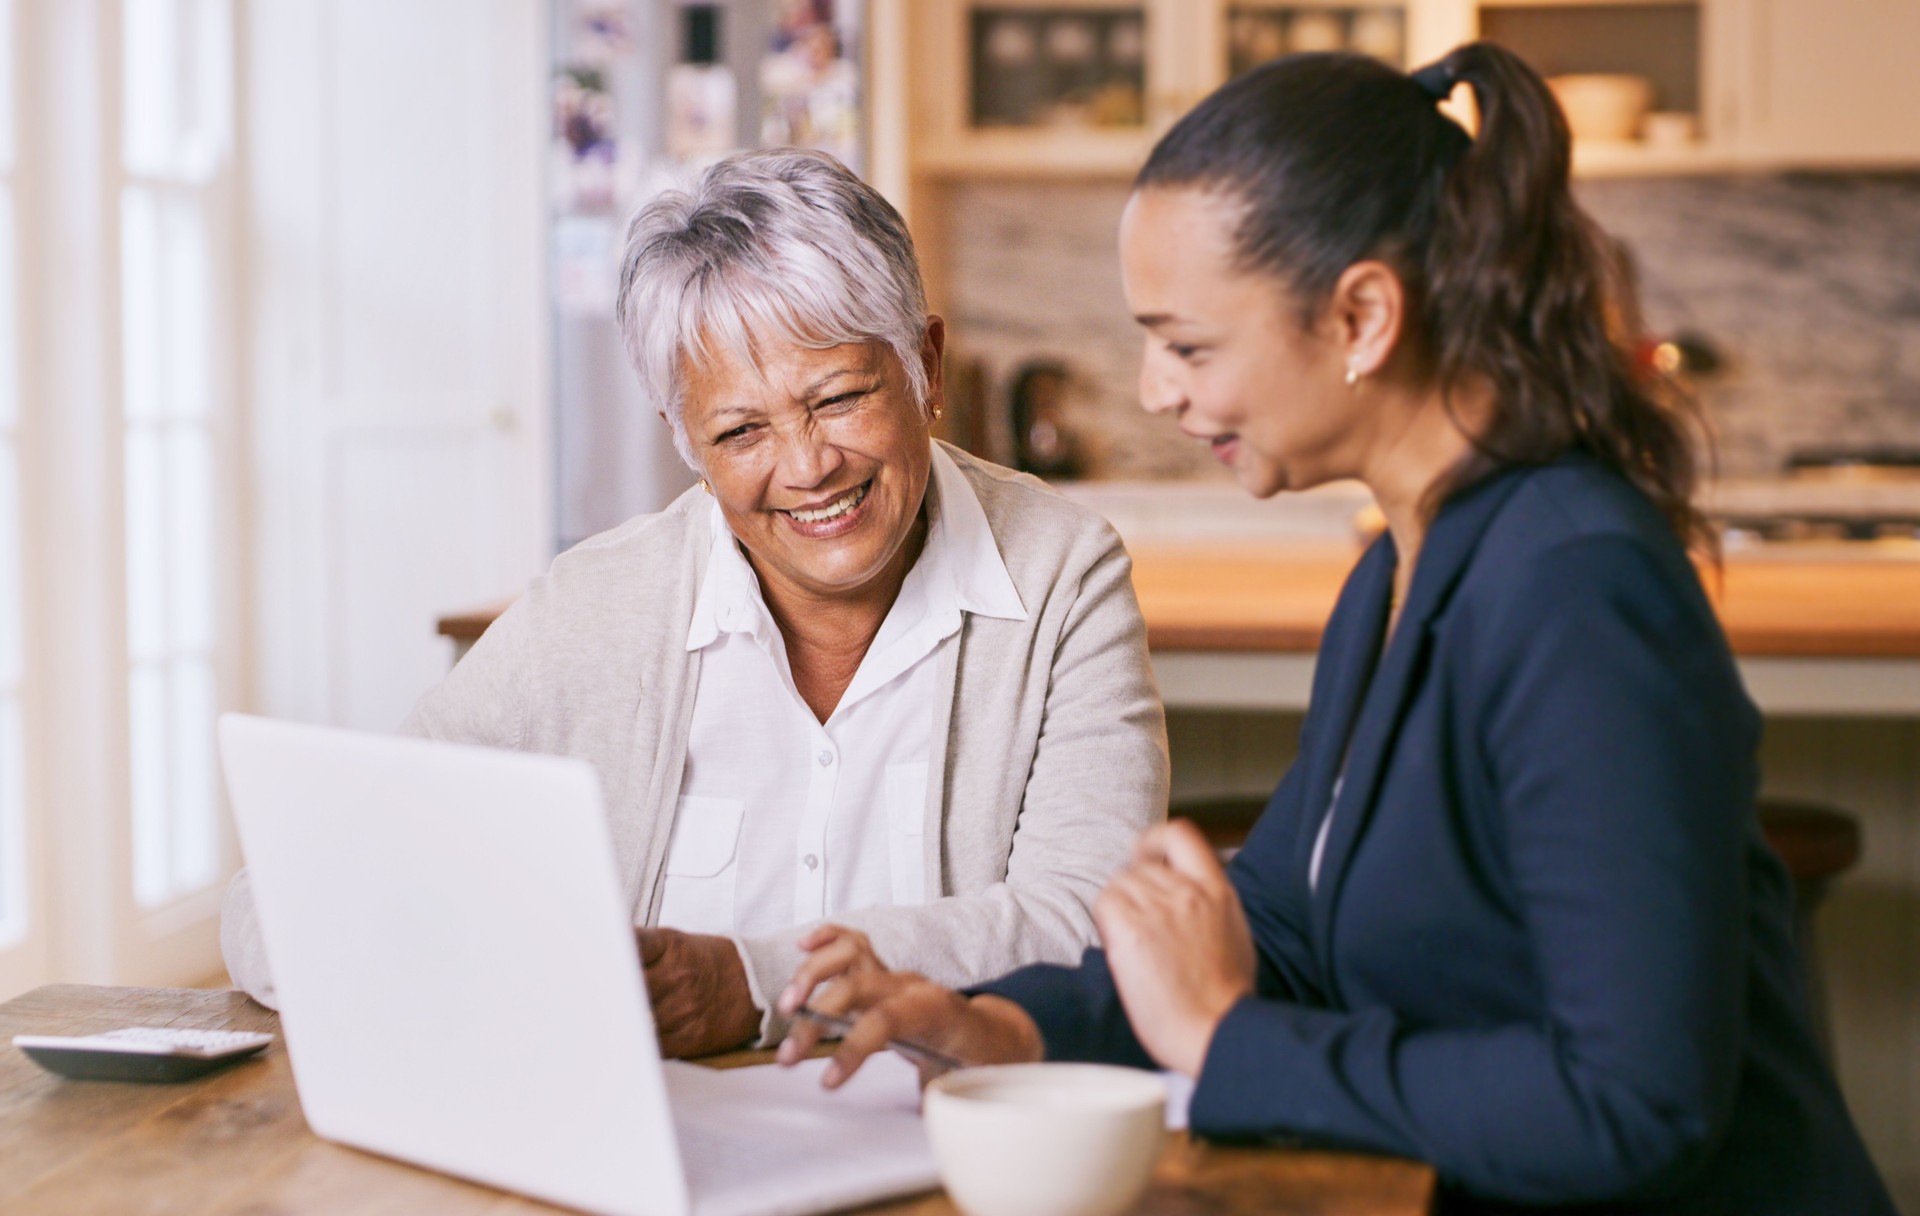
776,924,1043,1087
1095,819,1256,1077
636,927,762,1058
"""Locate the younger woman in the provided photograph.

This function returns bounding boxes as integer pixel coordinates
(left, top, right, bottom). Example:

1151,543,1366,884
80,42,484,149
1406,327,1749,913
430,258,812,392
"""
777,44,1894,1214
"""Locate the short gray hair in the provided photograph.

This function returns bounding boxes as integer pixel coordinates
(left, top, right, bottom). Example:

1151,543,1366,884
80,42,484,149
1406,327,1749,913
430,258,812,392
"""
615,148,931,467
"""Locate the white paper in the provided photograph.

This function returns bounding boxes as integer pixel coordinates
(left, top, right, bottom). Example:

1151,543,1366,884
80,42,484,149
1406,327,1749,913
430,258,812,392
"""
1160,1069,1195,1131
664,1055,937,1216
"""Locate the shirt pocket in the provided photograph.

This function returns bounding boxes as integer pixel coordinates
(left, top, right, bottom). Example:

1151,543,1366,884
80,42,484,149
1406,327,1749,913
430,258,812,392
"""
658,795,745,935
885,762,929,908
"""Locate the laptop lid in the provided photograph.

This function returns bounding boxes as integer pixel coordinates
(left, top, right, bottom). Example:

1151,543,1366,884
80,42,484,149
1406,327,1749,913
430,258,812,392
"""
219,714,689,1216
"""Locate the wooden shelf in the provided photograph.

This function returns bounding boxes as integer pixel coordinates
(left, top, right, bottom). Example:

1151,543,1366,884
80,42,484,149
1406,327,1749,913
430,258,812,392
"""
913,128,1153,177
1570,138,1745,176
915,134,1750,180
1476,0,1687,8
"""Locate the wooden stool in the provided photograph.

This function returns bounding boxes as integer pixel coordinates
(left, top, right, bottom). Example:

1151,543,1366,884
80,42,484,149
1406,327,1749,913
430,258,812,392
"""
1172,794,1864,1054
1756,797,1863,1057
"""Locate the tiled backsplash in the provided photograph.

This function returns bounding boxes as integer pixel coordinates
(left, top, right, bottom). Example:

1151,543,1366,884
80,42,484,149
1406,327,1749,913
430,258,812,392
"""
1581,175,1920,477
942,173,1920,480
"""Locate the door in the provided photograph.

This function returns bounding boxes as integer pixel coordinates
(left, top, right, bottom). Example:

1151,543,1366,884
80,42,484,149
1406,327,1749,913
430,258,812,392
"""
1742,0,1920,165
245,0,552,732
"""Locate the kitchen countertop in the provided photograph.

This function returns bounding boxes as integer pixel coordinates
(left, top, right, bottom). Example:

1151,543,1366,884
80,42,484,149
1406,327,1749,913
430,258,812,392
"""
438,537,1920,716
1122,540,1920,717
439,540,1920,659
438,470,1920,718
1127,541,1920,658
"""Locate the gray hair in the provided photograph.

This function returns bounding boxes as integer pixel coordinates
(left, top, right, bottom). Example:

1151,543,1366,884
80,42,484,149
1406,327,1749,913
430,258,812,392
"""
615,148,931,468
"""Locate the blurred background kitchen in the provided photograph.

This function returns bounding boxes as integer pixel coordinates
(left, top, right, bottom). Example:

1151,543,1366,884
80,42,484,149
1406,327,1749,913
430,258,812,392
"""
1,0,1916,1205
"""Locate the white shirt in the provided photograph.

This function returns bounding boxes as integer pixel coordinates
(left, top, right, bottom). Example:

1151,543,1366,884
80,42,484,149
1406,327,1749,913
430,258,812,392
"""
660,442,1028,938
1308,776,1342,892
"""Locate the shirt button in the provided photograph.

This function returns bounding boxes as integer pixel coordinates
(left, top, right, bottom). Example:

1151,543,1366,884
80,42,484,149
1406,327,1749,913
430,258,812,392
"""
803,854,819,871
817,749,834,767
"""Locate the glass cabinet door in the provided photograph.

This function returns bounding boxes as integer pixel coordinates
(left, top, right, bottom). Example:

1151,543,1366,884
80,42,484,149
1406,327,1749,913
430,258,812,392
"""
916,0,1171,175
965,4,1151,130
1224,2,1412,76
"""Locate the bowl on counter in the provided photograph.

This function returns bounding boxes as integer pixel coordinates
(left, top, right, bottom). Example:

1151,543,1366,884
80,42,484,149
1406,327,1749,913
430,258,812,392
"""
1547,73,1654,142
922,1063,1167,1216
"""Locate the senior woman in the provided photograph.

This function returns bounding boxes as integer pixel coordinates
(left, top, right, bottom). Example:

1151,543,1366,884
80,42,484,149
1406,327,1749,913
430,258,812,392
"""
220,147,1169,1057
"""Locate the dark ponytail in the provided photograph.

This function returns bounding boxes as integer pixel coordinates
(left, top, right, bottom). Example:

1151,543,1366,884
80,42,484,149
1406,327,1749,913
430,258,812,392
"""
1137,44,1714,556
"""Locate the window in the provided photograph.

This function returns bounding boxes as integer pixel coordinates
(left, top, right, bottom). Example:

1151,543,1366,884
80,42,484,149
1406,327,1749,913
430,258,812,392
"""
120,0,231,907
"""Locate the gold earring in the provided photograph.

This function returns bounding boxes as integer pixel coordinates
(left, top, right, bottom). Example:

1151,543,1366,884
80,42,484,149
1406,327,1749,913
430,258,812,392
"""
932,404,944,421
698,477,711,494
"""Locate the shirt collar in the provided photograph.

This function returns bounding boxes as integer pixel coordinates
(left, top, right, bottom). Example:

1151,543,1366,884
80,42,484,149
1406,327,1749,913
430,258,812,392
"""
685,502,773,652
684,440,1027,654
926,441,1027,623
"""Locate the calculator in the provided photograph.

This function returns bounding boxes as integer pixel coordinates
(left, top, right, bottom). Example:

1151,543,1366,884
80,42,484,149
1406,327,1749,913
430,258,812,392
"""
12,1026,275,1082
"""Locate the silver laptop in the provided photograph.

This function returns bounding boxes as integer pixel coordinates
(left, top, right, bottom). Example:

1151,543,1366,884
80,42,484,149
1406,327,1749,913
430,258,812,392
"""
218,714,938,1216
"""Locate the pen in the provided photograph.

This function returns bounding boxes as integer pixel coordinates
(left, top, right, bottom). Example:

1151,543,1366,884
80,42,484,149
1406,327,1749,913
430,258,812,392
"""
794,1005,969,1074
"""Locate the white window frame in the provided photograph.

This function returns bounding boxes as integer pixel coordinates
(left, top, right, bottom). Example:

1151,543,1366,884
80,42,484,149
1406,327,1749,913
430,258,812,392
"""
119,0,240,913
3,0,241,999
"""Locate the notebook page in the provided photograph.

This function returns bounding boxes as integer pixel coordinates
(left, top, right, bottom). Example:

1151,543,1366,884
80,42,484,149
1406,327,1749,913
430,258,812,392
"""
665,1056,937,1216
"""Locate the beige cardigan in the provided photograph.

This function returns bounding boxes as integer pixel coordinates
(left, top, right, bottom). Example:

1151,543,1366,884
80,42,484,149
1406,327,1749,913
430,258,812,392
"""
222,444,1169,1043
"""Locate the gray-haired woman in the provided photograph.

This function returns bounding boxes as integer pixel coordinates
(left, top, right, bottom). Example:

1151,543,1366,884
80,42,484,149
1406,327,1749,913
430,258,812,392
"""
220,148,1169,1057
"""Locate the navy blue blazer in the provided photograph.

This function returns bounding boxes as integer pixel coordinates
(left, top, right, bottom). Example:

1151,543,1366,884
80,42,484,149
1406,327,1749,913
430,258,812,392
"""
978,456,1893,1213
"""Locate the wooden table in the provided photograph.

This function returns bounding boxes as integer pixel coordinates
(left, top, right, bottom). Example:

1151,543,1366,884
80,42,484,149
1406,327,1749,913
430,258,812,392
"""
2,985,1435,1216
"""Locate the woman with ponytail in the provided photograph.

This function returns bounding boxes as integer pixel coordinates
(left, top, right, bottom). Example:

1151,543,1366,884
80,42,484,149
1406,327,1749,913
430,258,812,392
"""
777,45,1894,1212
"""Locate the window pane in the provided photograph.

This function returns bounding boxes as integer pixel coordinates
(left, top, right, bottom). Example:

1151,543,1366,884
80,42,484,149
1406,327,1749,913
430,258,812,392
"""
122,0,230,912
167,655,217,892
0,0,14,173
122,0,181,177
124,0,229,182
120,189,162,422
124,425,167,662
182,0,231,177
165,426,213,651
129,661,171,906
160,195,209,418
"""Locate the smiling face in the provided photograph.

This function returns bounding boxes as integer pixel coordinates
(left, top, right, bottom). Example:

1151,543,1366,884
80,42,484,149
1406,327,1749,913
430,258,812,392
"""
1119,186,1375,498
681,328,938,608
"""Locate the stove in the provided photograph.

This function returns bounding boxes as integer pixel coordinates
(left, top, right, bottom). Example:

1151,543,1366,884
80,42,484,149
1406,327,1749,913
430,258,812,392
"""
1711,447,1920,550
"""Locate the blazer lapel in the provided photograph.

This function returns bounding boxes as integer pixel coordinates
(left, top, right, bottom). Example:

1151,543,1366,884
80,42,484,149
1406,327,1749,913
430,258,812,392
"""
1290,539,1394,870
1308,468,1533,991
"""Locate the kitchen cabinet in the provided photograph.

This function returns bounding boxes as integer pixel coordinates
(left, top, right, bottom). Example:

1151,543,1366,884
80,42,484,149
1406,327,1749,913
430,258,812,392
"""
1737,0,1920,166
897,0,1920,182
904,0,1475,179
1469,0,1741,177
908,0,1219,178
